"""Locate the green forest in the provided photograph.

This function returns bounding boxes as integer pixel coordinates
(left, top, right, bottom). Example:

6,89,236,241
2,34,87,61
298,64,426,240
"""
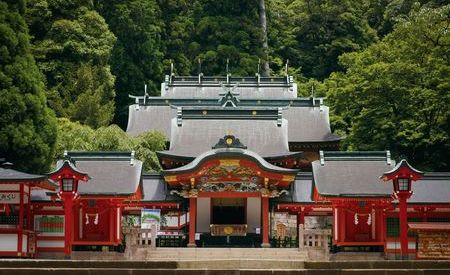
0,0,449,173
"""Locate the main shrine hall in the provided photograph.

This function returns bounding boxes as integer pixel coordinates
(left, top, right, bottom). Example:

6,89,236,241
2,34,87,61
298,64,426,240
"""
1,74,449,259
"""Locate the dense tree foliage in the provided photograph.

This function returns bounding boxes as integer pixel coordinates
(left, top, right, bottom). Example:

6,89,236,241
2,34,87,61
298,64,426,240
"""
1,0,448,171
56,118,166,172
270,0,377,80
0,0,57,173
26,0,116,128
326,4,450,170
95,0,164,128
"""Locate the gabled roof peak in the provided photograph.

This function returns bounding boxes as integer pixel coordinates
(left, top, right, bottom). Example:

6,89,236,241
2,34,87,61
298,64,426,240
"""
381,159,423,181
212,135,247,150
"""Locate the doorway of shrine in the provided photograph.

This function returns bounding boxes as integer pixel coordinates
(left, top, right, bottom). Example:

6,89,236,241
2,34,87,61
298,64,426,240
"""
196,196,262,247
211,198,245,224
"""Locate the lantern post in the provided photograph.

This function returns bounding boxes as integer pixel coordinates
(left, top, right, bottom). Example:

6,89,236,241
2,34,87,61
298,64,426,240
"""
48,160,89,258
381,159,423,259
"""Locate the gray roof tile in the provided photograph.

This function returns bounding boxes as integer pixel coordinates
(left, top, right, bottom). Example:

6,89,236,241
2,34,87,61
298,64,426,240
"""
312,157,394,197
142,174,181,202
167,118,290,157
0,167,47,181
74,160,142,196
409,173,450,203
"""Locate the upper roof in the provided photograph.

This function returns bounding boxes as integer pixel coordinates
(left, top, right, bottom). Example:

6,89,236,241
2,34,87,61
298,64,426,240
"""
160,75,297,99
126,75,340,145
312,151,394,197
62,152,143,196
408,173,450,204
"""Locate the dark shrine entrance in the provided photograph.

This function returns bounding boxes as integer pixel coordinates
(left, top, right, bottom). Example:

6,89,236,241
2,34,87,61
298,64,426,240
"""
211,198,245,224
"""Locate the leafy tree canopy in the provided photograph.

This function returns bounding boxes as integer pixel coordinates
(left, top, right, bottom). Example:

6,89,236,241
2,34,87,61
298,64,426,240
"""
95,0,164,128
326,4,450,170
55,118,167,172
0,0,57,173
26,0,116,128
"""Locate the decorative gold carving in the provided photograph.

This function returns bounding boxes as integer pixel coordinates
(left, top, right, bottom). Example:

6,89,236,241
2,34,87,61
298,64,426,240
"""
219,159,240,166
226,138,233,145
202,110,207,115
282,175,295,182
260,188,289,198
264,177,269,189
164,175,177,182
170,188,198,198
252,110,257,115
223,226,234,235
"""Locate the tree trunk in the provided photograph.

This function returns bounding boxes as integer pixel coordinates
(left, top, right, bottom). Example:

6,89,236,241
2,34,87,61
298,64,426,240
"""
258,0,270,76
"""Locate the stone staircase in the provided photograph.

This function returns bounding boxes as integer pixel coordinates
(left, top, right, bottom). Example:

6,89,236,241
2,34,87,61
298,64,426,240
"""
130,247,308,260
0,259,450,274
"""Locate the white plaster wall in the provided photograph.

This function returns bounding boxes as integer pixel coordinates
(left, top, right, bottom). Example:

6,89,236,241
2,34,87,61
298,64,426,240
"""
0,234,18,251
0,184,19,191
196,198,211,233
22,234,27,253
246,197,261,233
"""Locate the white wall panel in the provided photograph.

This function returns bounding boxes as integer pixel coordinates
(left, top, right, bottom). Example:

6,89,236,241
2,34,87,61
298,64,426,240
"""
0,234,18,251
247,198,261,233
196,198,211,233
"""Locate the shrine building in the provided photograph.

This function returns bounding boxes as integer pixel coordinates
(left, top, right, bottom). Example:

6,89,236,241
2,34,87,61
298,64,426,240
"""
1,75,449,259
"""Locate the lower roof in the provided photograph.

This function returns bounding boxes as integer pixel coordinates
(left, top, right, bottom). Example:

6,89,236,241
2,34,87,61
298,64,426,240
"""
408,173,450,204
142,174,181,202
0,167,47,182
312,151,394,197
273,173,315,204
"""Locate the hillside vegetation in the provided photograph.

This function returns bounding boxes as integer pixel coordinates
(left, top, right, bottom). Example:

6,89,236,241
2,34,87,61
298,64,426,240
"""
0,0,448,172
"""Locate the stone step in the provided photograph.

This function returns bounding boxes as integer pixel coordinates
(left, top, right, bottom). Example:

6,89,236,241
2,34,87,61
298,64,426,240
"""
1,259,449,274
137,248,308,260
0,268,450,275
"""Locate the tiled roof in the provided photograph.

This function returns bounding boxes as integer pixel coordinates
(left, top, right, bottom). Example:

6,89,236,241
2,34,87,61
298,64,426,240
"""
0,167,47,182
312,151,394,197
63,152,143,196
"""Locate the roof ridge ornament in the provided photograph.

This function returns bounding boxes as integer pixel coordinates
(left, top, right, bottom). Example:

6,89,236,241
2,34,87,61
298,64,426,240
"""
212,135,247,150
218,83,240,107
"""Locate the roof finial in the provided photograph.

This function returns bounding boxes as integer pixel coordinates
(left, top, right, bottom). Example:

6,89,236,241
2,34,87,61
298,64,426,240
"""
144,83,148,105
285,59,289,76
257,58,261,75
226,58,229,75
